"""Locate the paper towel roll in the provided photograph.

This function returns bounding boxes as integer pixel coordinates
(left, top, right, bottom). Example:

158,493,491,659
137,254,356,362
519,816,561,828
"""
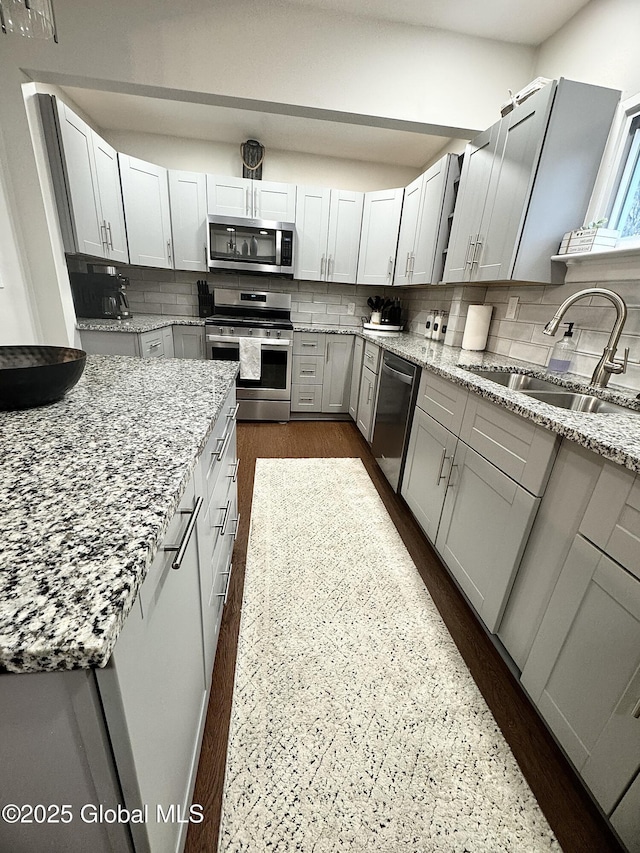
461,305,493,351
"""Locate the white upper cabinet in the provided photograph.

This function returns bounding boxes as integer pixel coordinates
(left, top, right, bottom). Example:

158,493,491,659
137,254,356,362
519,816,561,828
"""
356,187,404,286
42,96,129,263
295,186,363,283
168,170,208,272
119,154,172,269
206,175,296,221
443,79,620,284
394,154,459,286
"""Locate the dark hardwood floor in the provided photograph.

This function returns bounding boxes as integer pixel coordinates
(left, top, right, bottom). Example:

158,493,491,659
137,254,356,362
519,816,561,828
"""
185,420,624,853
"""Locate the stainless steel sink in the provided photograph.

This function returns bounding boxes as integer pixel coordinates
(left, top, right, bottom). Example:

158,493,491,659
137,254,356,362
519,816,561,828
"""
521,390,639,415
466,369,562,392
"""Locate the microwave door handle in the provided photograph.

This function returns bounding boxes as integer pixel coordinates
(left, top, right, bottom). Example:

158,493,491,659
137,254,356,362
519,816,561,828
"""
275,229,282,265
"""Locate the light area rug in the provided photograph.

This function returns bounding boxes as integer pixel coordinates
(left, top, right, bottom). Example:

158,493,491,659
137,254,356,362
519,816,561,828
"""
219,458,560,853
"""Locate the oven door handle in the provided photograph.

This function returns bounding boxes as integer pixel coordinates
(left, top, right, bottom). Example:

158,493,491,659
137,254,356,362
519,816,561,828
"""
206,334,292,346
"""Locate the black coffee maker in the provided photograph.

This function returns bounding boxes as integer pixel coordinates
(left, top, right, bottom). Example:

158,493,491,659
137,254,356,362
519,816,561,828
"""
70,265,132,320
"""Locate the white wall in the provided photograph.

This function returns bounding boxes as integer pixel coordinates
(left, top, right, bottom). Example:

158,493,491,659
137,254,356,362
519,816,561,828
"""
105,130,421,191
535,0,640,98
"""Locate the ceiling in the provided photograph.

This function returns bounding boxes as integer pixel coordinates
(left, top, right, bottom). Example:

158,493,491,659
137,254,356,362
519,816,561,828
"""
60,0,592,171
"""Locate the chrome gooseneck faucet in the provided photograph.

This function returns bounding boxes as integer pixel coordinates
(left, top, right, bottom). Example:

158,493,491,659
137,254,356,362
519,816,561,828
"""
543,287,629,388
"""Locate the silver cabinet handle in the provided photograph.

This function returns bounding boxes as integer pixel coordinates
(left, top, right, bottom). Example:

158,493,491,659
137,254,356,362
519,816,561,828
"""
167,240,172,264
446,464,458,489
245,186,251,216
320,254,326,278
632,697,640,719
367,383,372,404
472,236,483,268
253,186,258,218
227,402,240,422
106,221,114,249
214,499,232,535
436,448,448,485
299,396,314,403
405,252,410,276
328,255,334,278
163,496,203,570
387,256,393,279
149,341,162,349
213,426,233,462
300,369,315,375
464,235,475,269
410,252,415,273
100,221,109,251
204,243,208,264
228,459,240,481
301,341,316,347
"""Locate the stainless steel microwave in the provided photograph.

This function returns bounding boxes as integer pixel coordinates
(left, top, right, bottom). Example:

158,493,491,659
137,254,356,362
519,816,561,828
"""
207,214,295,277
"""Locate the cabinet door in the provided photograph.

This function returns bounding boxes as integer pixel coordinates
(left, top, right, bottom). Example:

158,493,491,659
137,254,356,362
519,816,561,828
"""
401,406,457,542
521,536,640,814
120,155,172,269
443,122,500,283
435,442,539,632
255,180,296,222
56,101,106,258
173,326,205,359
327,190,364,283
394,174,422,286
411,156,451,285
206,174,250,217
93,135,129,264
356,187,404,286
95,478,207,853
356,365,377,441
321,335,354,414
348,336,364,420
475,84,554,282
294,186,331,280
169,170,208,271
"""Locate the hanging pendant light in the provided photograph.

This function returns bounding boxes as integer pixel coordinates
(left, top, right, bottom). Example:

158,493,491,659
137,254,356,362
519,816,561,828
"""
0,0,57,41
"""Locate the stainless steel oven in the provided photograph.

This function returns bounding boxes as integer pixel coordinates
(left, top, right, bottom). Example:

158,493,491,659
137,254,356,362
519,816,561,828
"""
205,289,293,421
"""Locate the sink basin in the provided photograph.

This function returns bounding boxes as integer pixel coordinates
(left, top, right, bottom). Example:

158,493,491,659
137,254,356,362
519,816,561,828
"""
466,369,562,392
521,390,639,415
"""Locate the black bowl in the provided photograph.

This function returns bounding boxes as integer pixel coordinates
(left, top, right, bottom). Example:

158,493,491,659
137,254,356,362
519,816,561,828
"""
0,346,87,411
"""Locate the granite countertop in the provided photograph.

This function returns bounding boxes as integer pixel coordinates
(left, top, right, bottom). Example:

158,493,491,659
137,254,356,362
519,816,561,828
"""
354,331,640,473
77,314,204,333
76,318,640,471
0,355,238,675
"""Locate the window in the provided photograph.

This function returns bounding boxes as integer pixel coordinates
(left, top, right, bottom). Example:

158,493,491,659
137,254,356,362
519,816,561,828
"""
609,116,640,240
586,93,640,247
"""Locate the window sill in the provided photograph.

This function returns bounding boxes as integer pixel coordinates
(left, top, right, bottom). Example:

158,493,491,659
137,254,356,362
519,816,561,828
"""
551,245,640,283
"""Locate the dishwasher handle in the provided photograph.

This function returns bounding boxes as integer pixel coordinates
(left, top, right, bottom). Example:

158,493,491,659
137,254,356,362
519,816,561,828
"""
382,361,414,385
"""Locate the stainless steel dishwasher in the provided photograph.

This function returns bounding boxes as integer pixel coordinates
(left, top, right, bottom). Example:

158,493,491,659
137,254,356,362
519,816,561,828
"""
371,351,419,492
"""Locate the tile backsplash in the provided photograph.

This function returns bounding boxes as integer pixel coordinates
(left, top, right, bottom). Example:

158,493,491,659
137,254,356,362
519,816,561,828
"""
68,259,640,393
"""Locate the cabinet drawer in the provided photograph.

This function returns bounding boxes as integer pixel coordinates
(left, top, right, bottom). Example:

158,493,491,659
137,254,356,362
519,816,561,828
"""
362,341,381,374
291,384,323,412
415,369,468,434
292,354,324,385
579,462,640,580
459,394,558,496
201,388,238,503
139,329,166,358
293,332,325,355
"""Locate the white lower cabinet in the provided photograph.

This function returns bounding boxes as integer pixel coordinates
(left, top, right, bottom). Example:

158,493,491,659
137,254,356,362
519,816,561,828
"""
96,476,207,853
521,537,640,823
401,405,457,543
435,442,539,632
348,336,364,420
356,365,377,441
173,325,205,359
291,333,353,415
139,326,174,358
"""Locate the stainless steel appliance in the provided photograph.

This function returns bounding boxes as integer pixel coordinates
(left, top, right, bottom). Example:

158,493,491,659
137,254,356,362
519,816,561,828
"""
69,265,132,320
205,288,293,421
207,215,294,277
371,351,420,492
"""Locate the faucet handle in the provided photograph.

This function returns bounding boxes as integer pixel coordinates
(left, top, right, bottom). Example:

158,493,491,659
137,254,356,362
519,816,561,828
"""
608,347,629,375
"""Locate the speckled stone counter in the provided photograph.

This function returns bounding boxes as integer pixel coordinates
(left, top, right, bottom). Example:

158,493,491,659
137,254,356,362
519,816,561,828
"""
352,331,640,472
77,320,640,471
0,355,238,675
76,314,204,333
